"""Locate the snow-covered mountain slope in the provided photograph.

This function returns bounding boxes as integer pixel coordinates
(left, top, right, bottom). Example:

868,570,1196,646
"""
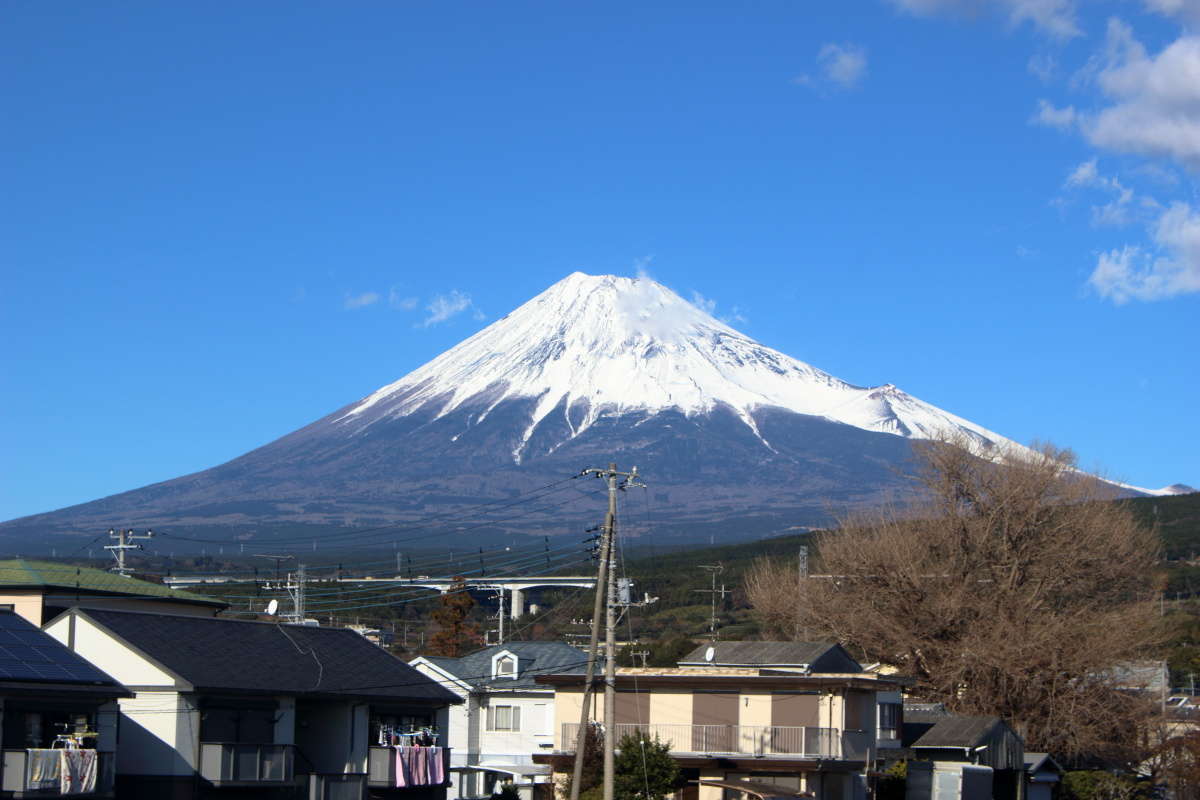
336,272,1016,461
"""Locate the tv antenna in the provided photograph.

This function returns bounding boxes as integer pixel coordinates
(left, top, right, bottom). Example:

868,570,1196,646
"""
695,564,729,641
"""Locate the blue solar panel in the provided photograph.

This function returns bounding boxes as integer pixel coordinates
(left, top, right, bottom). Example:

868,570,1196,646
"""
0,612,116,685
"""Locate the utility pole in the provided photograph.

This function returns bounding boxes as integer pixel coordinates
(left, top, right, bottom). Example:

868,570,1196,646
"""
695,564,728,641
569,464,644,800
797,545,809,640
487,587,506,645
285,564,307,623
105,529,154,576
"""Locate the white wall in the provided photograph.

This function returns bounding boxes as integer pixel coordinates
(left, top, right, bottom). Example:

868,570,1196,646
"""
44,613,182,689
116,692,200,776
476,692,555,762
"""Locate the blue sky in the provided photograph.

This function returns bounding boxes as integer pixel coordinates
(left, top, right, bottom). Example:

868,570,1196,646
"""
2,0,1196,521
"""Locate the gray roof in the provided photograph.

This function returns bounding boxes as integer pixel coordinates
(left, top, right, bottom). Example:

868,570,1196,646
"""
1024,753,1062,774
80,609,459,704
912,715,1005,748
678,641,862,672
421,641,588,690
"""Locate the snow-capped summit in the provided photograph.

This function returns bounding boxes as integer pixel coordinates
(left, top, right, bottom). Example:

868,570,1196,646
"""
336,272,1013,462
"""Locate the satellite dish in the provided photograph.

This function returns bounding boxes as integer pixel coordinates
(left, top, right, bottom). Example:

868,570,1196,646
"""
266,599,279,616
704,646,715,662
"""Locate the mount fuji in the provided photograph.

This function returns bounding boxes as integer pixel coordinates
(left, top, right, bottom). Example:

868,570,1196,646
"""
3,273,1182,549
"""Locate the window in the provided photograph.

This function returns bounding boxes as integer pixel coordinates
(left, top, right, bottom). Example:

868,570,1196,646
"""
878,703,901,740
491,651,519,680
486,705,521,732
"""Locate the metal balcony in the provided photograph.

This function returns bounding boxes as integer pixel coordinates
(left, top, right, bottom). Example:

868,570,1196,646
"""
1,749,114,797
559,724,871,761
198,742,295,786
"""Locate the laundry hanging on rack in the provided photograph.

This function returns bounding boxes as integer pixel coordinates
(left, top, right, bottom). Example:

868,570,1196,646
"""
26,750,60,791
392,745,444,788
59,749,97,795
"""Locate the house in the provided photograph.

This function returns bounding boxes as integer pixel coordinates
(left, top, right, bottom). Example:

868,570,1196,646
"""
0,608,128,798
906,715,1025,800
534,640,906,800
410,642,587,800
1022,753,1062,800
44,608,461,800
0,559,226,626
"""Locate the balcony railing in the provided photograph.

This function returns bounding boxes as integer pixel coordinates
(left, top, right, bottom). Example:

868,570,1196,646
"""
368,746,451,788
559,724,872,761
307,772,367,800
198,742,295,786
1,749,114,796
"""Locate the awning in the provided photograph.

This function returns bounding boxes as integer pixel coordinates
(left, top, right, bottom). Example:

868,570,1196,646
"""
694,779,815,800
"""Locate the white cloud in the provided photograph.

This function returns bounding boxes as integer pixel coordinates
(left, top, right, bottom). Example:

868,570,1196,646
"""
1062,159,1137,227
1083,21,1200,171
1143,0,1200,23
886,0,1081,37
632,255,655,280
1031,99,1078,130
689,290,748,326
421,290,475,327
388,287,418,311
1028,53,1058,82
690,291,718,315
343,291,380,310
1089,202,1200,302
794,43,868,91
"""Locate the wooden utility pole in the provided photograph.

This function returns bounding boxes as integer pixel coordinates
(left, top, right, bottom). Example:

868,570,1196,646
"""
568,502,612,800
578,462,643,800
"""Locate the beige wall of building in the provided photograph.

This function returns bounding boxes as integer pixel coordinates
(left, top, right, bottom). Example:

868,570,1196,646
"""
0,590,45,626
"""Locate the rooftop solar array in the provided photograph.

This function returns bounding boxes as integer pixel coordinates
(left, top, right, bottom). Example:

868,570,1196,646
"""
0,612,117,685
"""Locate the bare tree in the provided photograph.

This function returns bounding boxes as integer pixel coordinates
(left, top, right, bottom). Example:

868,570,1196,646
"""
746,437,1162,763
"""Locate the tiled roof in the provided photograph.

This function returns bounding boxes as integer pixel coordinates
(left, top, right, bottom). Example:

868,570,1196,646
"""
80,609,459,703
0,559,224,607
423,641,588,690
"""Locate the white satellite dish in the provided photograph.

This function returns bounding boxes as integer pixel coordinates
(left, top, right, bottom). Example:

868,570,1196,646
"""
704,646,715,662
265,599,279,616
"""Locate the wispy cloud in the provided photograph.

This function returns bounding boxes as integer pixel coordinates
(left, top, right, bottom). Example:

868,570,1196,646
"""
1062,159,1137,227
690,290,748,326
886,0,1081,38
794,43,868,91
690,291,717,315
632,255,655,280
1027,53,1058,82
389,287,418,311
422,290,478,327
343,291,380,310
1030,99,1077,130
1089,202,1200,303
